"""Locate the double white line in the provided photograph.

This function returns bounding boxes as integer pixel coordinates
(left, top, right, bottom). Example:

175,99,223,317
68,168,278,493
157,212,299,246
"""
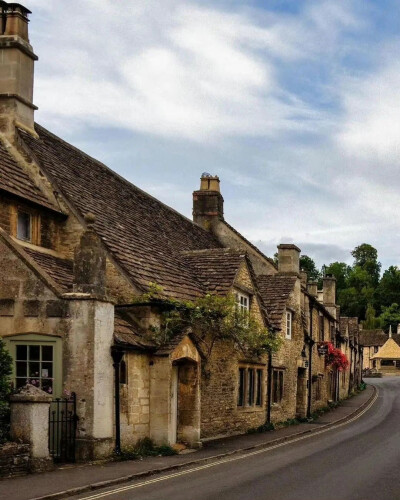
77,389,379,500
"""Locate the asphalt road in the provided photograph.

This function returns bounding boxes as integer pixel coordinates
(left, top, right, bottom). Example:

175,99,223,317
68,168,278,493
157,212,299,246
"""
73,378,399,500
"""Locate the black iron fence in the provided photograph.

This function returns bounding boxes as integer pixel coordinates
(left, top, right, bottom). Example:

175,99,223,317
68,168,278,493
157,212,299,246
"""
49,392,78,463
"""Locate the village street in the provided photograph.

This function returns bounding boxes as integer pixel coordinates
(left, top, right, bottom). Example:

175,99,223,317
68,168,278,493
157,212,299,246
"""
68,378,397,500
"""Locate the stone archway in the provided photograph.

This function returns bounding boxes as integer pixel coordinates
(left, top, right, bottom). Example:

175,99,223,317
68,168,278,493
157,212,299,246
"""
170,337,201,447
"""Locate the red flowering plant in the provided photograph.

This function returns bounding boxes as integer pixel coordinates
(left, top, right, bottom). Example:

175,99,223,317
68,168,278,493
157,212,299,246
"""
324,342,349,371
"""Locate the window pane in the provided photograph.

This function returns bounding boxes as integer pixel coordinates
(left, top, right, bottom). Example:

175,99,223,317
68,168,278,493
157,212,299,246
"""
41,362,53,378
272,371,278,403
238,368,245,406
42,379,53,395
29,362,40,377
42,345,53,361
248,369,255,406
16,345,27,360
279,371,284,401
256,369,262,406
17,212,31,241
16,378,26,389
16,361,27,377
29,345,40,361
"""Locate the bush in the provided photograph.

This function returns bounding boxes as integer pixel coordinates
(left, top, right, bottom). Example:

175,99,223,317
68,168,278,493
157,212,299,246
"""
0,338,12,444
118,437,177,460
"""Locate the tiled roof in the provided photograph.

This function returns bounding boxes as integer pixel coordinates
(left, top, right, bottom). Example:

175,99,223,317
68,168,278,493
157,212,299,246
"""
222,220,276,268
114,312,156,351
341,317,359,343
21,125,224,300
256,275,296,330
181,248,246,295
359,329,387,347
23,247,73,291
372,337,400,359
0,138,57,211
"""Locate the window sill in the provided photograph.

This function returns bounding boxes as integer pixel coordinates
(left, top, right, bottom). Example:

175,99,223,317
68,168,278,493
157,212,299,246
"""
237,406,264,412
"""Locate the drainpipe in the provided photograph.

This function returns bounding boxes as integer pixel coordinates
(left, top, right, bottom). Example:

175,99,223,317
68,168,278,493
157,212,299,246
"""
111,347,124,456
307,302,314,419
266,349,272,424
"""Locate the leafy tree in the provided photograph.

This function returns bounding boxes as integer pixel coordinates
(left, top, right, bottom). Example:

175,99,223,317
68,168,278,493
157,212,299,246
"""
380,303,400,333
324,262,351,291
375,266,400,309
351,243,381,287
300,255,321,282
0,338,13,443
363,304,382,330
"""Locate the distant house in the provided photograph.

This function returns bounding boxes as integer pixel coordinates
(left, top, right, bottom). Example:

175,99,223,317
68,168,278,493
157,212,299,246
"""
359,329,388,370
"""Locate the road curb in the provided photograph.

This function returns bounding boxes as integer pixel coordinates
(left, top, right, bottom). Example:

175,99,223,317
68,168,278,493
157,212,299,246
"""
31,386,377,500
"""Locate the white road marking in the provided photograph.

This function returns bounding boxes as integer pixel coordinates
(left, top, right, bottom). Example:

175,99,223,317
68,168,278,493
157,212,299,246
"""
77,389,379,500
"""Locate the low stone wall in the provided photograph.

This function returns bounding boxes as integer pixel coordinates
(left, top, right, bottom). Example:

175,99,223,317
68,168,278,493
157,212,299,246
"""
0,442,30,479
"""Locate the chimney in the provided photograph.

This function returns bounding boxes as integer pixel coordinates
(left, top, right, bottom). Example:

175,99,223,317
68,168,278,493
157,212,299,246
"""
192,173,224,230
300,271,307,287
307,281,318,297
73,213,106,296
389,324,393,338
277,244,300,276
397,324,400,335
0,1,38,140
322,274,337,318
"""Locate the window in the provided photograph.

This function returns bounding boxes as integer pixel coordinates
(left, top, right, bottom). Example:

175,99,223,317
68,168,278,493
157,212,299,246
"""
237,293,249,315
15,344,54,394
319,314,325,342
286,311,292,339
3,334,62,397
315,376,322,400
272,369,284,404
237,365,264,408
17,211,31,241
120,358,127,385
238,367,245,406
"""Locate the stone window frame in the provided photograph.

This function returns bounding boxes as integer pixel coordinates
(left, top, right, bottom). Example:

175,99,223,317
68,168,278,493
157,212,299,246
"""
237,362,265,411
2,333,62,397
11,204,41,245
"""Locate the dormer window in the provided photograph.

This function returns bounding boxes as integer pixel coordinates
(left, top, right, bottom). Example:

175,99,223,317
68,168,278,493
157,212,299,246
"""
237,293,249,314
286,310,293,339
17,211,31,241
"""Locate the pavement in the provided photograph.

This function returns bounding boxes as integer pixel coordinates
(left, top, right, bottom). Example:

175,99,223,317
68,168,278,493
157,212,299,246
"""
0,384,375,500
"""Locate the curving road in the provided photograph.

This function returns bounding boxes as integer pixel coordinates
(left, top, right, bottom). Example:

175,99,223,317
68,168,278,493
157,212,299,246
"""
72,378,400,500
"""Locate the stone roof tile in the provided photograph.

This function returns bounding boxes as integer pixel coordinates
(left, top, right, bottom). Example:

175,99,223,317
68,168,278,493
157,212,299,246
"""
256,275,296,330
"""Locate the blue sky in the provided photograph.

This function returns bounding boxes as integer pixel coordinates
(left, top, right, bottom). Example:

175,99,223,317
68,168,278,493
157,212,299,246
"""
27,0,400,271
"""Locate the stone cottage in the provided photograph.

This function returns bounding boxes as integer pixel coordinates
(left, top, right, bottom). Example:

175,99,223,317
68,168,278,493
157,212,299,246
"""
0,1,356,462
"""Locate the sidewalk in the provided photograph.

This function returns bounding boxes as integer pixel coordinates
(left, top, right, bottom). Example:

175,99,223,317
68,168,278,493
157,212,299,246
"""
0,385,375,500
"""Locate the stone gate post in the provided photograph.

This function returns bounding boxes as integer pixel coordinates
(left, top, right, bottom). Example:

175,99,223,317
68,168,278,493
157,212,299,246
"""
10,384,54,472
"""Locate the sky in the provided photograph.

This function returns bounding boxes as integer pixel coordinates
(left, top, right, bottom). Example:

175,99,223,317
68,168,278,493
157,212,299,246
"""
26,0,400,271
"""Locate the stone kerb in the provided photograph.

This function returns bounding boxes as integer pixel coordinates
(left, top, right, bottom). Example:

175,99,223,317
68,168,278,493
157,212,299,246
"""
10,383,54,472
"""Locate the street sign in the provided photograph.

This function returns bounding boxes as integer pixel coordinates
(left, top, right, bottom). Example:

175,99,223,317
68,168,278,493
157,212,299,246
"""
317,343,328,356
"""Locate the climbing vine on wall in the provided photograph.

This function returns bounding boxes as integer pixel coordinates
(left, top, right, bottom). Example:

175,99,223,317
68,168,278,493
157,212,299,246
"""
135,283,282,358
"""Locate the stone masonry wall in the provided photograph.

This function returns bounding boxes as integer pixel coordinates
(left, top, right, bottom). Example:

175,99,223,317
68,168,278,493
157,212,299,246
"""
120,352,151,446
0,442,30,479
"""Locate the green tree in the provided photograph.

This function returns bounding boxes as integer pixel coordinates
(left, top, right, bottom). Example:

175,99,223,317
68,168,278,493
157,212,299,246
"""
375,266,400,309
351,243,381,287
0,338,13,443
324,262,351,291
380,303,400,333
300,255,321,282
363,304,382,329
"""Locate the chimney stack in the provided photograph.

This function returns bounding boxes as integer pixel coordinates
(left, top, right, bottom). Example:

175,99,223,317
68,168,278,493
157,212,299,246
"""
193,173,224,230
0,1,38,140
307,281,318,297
322,274,337,318
73,213,106,296
277,244,300,276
